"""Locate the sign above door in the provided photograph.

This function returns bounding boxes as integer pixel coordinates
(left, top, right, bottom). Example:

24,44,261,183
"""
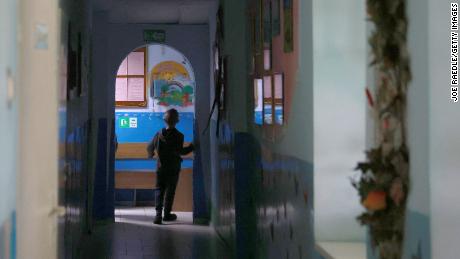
144,30,166,43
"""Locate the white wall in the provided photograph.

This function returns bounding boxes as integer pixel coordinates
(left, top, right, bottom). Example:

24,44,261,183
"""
406,0,431,218
17,0,60,258
401,0,460,258
427,0,460,258
0,0,17,227
402,0,432,257
313,0,367,242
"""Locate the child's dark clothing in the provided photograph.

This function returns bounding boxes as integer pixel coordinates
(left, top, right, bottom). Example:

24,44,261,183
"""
147,128,193,217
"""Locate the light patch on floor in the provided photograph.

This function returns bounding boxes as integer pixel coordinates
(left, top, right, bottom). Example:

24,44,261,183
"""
80,207,232,259
115,207,212,234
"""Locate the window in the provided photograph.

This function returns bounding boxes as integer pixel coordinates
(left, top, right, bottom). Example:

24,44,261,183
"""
115,47,147,107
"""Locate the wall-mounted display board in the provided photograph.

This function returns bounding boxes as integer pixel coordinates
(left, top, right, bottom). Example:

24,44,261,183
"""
115,47,147,107
264,49,271,71
271,0,281,36
263,76,273,124
254,74,284,126
263,0,272,44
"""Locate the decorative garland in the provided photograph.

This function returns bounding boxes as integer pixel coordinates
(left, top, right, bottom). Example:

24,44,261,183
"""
353,0,411,258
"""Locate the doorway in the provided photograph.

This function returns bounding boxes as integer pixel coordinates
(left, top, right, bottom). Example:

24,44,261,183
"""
113,44,196,222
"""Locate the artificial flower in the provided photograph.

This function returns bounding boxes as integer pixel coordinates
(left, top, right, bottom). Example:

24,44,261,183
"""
390,178,404,206
362,191,387,211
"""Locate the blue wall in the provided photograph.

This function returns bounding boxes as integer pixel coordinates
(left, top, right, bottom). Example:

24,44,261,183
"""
114,112,195,205
213,0,315,258
115,112,194,143
313,0,367,242
214,123,315,259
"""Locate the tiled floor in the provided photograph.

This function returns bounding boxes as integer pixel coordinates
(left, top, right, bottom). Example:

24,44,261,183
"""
79,207,232,259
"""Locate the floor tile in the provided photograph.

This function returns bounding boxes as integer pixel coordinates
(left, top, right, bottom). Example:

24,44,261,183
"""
80,207,231,259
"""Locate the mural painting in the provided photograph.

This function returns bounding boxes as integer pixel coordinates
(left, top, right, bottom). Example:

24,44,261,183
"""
152,61,195,110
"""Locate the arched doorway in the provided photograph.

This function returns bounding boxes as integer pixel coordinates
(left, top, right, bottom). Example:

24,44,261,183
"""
113,44,196,222
91,25,211,224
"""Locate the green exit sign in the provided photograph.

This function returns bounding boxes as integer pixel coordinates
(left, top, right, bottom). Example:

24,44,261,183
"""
119,117,138,129
144,30,166,43
119,117,130,128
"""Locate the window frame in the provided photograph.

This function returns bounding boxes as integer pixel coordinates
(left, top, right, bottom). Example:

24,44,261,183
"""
115,47,148,108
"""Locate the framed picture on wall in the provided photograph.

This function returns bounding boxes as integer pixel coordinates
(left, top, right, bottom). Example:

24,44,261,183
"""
264,48,271,71
274,73,284,125
263,0,273,74
255,0,263,55
254,78,263,125
283,0,294,53
272,0,281,36
263,0,272,44
263,75,273,125
253,74,284,126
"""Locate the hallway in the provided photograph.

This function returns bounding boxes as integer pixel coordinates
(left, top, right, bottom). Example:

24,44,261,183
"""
1,0,459,258
80,208,231,259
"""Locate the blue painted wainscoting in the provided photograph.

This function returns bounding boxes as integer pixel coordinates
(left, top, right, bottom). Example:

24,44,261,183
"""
216,125,314,259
